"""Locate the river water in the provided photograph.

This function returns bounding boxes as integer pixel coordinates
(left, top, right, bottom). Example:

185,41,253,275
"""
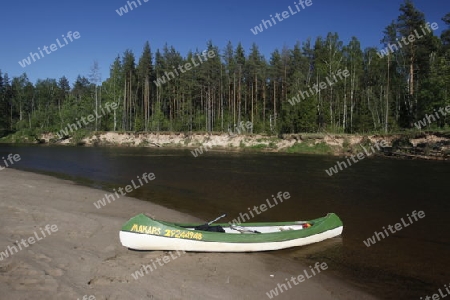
1,144,449,299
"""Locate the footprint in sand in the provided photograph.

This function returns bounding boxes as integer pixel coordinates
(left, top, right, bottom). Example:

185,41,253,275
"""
0,261,59,292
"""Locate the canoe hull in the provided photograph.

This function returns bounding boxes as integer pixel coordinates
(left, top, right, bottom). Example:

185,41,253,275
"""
119,213,343,252
120,226,343,252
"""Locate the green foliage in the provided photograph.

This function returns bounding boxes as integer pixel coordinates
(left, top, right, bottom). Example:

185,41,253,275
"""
285,142,332,155
250,143,267,149
71,130,89,145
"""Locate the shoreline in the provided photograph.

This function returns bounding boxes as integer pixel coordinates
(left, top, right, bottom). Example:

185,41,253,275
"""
2,130,450,160
0,168,379,299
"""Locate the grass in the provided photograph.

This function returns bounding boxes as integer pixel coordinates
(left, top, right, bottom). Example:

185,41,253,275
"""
285,142,333,155
250,143,268,149
0,131,35,143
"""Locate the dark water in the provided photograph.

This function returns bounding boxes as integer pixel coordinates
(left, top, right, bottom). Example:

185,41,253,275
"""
1,144,449,299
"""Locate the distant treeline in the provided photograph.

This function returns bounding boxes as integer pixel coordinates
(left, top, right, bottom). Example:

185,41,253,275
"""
0,1,449,137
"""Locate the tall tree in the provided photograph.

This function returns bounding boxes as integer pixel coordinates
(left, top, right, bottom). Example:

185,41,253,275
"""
269,49,283,132
122,49,136,131
137,41,153,131
344,37,364,133
397,0,437,125
89,61,101,131
234,43,246,127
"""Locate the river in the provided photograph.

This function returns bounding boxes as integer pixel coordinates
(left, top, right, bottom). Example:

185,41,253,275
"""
1,144,448,299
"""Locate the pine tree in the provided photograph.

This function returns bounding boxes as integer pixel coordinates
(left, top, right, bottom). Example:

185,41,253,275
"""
137,41,153,131
235,43,246,127
269,49,283,132
397,0,438,125
122,49,136,131
0,70,6,132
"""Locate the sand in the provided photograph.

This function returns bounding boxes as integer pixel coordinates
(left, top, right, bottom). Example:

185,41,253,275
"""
0,168,379,300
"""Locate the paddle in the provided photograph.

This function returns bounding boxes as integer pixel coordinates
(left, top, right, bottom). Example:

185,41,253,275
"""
208,213,261,234
229,224,261,234
207,213,227,225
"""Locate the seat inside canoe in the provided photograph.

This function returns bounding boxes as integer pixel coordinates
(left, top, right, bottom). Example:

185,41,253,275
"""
183,224,308,234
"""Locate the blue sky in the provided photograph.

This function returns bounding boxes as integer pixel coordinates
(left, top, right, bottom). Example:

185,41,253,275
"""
0,0,447,85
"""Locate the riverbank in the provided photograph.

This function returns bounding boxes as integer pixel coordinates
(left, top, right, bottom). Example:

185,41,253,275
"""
2,130,450,160
0,168,379,300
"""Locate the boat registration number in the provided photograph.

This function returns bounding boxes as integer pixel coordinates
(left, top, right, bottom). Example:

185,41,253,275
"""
164,229,203,240
129,224,203,240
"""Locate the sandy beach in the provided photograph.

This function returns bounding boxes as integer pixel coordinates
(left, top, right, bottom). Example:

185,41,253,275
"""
0,168,379,300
